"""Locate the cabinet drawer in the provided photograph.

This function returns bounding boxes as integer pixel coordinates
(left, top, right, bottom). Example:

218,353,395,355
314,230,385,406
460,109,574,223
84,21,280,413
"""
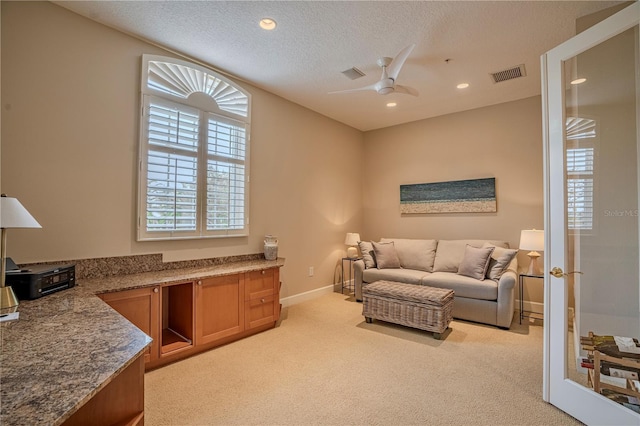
245,294,277,329
245,268,277,301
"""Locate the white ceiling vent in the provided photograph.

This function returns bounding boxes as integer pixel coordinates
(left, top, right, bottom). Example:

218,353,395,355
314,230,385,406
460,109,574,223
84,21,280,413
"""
341,67,366,80
490,64,526,83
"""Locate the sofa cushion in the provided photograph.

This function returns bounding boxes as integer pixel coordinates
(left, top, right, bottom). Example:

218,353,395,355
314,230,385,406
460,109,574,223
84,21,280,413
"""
372,241,401,269
421,272,498,300
483,242,518,281
363,268,428,285
433,240,510,272
457,245,494,280
380,238,437,272
432,240,467,272
358,241,376,269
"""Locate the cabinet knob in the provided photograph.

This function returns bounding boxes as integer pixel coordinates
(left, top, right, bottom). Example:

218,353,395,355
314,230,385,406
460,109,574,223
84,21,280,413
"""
261,298,265,303
153,287,159,293
261,270,266,275
197,280,202,286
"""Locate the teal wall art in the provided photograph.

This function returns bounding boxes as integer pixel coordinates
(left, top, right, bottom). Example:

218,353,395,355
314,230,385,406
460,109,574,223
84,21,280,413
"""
400,177,496,214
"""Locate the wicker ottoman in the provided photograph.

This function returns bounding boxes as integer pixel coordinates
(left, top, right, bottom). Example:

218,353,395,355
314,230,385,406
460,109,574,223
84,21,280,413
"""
362,280,454,339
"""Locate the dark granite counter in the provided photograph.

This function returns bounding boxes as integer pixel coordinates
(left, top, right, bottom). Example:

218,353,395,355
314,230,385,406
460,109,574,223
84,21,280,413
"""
0,257,285,426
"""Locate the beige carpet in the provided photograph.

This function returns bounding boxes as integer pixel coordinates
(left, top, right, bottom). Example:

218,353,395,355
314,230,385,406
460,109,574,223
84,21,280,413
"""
144,292,582,425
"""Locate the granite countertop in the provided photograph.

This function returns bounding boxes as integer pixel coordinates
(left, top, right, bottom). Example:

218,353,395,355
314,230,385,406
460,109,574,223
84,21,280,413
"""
0,257,285,426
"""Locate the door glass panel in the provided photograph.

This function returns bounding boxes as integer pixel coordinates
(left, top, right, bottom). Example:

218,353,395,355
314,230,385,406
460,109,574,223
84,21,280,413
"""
564,25,640,414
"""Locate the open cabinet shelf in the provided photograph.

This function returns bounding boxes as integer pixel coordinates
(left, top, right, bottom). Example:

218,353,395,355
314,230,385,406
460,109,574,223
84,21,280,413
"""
161,282,194,355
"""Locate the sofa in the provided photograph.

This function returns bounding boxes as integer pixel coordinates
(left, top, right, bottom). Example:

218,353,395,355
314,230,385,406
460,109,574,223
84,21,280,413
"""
354,238,518,329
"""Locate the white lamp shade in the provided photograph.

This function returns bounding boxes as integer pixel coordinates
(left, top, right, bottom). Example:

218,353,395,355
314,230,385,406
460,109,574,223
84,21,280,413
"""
519,229,544,251
1,197,42,229
344,233,360,246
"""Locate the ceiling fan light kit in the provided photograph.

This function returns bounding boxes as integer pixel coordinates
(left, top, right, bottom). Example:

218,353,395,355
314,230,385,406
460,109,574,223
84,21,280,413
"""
329,44,419,97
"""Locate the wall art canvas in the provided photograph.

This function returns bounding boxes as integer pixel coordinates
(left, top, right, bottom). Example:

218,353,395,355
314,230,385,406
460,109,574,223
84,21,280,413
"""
400,177,496,214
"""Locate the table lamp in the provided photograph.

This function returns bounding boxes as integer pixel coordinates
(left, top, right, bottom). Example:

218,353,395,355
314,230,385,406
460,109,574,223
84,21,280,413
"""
519,229,544,276
344,233,360,258
1,195,42,313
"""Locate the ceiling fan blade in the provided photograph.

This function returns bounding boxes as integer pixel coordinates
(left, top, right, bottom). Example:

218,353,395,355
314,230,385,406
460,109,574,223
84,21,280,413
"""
387,44,415,81
394,84,419,97
328,82,378,95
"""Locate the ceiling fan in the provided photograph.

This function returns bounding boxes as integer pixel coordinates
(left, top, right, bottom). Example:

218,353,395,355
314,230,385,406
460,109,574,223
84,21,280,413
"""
329,44,419,97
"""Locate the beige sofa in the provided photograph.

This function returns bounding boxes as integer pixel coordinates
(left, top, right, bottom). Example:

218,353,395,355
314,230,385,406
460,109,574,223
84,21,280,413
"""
354,238,518,329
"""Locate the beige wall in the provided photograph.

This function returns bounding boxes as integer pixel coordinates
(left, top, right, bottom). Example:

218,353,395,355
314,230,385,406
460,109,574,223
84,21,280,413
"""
362,96,545,303
362,96,544,245
1,1,363,298
1,2,549,304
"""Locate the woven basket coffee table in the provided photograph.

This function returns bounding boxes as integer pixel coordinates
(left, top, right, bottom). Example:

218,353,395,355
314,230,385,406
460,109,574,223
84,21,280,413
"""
362,280,454,339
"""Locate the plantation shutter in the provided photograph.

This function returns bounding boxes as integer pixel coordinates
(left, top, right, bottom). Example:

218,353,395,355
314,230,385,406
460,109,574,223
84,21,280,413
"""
138,55,251,241
145,99,200,233
565,117,596,231
206,115,247,231
566,147,594,230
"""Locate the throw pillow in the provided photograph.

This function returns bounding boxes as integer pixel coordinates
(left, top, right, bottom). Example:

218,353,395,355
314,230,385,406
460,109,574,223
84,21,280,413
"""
380,238,437,272
483,242,518,281
372,241,401,269
457,245,494,280
358,241,376,269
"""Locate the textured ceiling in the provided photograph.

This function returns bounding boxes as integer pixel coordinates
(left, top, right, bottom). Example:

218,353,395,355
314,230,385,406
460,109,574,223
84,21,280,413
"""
54,1,625,131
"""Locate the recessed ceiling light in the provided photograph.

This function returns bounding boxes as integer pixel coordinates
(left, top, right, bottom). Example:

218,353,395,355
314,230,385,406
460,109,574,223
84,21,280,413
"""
386,102,397,108
259,18,277,30
570,78,586,85
457,83,470,89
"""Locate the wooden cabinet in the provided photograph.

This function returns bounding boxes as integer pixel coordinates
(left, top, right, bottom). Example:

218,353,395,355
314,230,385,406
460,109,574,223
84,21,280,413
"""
195,274,245,345
101,266,281,370
245,268,280,329
160,282,194,356
100,286,160,363
63,353,145,426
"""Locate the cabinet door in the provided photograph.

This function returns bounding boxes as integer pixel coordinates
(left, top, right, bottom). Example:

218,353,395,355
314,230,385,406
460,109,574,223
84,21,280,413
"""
245,268,280,329
195,274,244,345
100,287,159,363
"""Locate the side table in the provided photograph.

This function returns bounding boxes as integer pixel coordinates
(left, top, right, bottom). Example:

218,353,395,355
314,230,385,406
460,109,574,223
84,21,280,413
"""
519,273,544,324
341,257,361,295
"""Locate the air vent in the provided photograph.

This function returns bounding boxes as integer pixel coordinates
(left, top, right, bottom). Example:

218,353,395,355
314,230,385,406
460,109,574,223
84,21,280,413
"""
341,67,366,80
490,64,526,83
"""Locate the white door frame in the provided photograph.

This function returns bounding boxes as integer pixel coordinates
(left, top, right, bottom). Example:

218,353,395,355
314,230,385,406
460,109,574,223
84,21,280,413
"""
541,3,639,424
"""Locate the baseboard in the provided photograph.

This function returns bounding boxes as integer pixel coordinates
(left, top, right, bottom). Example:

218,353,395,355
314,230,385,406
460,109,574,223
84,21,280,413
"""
280,284,335,308
517,299,544,315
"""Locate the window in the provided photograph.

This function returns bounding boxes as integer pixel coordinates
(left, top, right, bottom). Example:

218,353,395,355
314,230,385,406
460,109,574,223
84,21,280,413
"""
138,55,251,240
566,117,596,231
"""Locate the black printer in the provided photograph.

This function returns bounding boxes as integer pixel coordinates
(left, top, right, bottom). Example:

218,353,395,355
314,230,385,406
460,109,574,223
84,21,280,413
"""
5,259,76,300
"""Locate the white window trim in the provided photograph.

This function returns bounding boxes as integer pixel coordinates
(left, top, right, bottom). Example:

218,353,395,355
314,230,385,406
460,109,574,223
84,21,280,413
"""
138,55,251,241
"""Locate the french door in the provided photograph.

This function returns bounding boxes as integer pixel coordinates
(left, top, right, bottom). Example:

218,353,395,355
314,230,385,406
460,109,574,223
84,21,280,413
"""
542,3,639,425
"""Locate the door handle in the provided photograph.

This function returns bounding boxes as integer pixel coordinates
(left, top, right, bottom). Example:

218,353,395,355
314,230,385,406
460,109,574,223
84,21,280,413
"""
550,267,584,278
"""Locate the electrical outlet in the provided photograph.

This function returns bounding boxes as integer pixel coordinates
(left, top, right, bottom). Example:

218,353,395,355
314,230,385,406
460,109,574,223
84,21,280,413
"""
308,266,314,277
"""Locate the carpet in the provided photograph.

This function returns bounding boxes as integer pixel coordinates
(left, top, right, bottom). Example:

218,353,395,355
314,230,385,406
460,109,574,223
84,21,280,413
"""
144,292,582,425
